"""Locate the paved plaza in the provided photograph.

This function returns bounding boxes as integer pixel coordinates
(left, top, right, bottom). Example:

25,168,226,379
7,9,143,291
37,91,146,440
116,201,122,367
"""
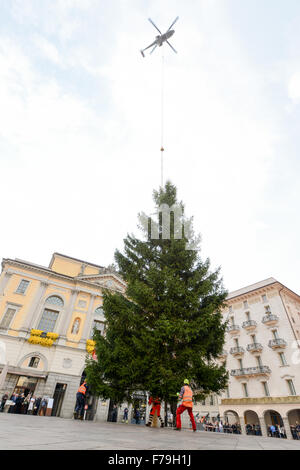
0,414,300,450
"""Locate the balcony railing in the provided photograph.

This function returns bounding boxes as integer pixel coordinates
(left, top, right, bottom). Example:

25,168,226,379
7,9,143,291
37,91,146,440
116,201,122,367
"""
268,338,287,349
227,325,240,334
262,314,279,325
231,366,271,377
218,350,228,358
247,343,263,353
242,320,257,330
230,346,245,356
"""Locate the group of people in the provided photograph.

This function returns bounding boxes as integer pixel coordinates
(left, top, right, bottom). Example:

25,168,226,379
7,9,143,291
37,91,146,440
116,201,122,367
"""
1,392,48,416
201,421,242,434
143,379,197,431
267,424,286,438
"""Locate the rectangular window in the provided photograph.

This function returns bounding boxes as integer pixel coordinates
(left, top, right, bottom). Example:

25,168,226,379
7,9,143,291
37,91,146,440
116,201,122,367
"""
226,387,230,398
234,338,239,347
0,307,16,329
262,294,267,303
202,399,206,405
92,320,105,336
243,301,248,309
238,358,243,369
279,352,287,366
29,357,40,368
262,381,270,397
272,330,279,339
16,280,30,295
245,311,250,320
265,305,271,313
37,309,59,333
210,395,214,406
256,356,263,367
251,334,256,343
242,383,248,398
287,380,296,396
229,306,233,313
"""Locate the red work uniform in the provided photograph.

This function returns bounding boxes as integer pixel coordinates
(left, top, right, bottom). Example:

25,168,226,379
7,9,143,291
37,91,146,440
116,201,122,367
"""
149,396,161,417
176,385,196,431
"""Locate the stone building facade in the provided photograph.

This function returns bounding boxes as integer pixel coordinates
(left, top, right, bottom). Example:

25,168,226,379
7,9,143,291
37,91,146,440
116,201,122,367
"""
218,277,300,440
0,253,126,420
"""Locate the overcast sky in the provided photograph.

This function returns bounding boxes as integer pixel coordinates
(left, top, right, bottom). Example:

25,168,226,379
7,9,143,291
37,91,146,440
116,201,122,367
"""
0,0,300,294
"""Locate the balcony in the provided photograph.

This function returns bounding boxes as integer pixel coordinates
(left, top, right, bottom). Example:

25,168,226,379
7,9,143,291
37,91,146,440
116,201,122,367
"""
231,366,271,377
230,346,245,356
262,314,279,326
268,338,287,349
227,324,240,334
218,350,228,359
247,342,263,353
242,320,257,331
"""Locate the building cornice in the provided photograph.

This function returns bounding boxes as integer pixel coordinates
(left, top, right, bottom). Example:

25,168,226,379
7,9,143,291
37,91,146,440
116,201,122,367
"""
1,258,125,295
221,396,300,406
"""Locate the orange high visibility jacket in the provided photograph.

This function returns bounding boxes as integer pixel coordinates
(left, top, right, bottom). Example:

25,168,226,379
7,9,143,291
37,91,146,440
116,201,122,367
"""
78,383,87,395
181,385,193,408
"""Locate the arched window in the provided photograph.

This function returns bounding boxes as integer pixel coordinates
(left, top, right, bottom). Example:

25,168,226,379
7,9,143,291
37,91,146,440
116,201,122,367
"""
46,296,64,307
95,307,104,315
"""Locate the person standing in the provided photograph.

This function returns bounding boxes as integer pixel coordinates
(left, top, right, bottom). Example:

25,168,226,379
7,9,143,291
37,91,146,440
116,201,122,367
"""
175,379,196,432
122,407,129,423
133,407,140,424
27,395,35,415
74,381,87,420
146,396,164,428
33,397,41,415
167,409,173,427
0,393,8,412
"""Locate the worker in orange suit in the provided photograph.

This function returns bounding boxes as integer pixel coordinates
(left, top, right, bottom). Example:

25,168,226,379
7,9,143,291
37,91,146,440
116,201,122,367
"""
146,396,164,427
175,379,196,431
74,380,87,420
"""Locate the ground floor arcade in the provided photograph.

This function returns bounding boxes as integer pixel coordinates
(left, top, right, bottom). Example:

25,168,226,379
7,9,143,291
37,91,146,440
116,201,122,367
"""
219,397,300,440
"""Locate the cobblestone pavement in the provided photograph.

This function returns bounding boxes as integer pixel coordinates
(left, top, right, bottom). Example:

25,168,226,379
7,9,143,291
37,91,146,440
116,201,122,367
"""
0,414,300,450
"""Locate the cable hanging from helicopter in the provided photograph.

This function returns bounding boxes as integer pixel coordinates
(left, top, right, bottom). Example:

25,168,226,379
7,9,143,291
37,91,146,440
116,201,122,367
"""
140,17,179,188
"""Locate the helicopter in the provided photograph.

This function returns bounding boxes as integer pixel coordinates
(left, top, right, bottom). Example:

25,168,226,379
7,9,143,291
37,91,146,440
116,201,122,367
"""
140,17,179,57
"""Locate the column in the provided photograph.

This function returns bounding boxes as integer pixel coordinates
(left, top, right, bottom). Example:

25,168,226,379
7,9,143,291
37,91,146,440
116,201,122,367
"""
80,294,97,342
21,281,49,331
60,289,79,337
0,271,13,296
239,416,247,435
283,417,293,440
258,417,268,437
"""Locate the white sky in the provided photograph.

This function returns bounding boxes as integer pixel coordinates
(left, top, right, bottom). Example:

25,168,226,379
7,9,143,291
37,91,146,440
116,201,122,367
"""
0,0,300,294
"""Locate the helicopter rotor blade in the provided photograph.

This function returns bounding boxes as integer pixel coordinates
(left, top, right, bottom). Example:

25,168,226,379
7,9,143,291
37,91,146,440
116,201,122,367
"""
148,18,162,35
166,16,179,32
166,41,177,54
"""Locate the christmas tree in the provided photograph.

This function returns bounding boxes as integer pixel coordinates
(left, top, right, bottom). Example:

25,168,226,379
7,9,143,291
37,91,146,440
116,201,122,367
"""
85,182,228,416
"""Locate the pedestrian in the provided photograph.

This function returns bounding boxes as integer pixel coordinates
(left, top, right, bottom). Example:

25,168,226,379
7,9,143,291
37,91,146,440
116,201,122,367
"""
167,409,173,427
133,407,140,424
174,379,196,432
22,393,31,414
8,393,17,413
33,397,41,415
111,404,118,422
15,393,24,414
74,380,88,420
296,421,300,440
39,397,48,416
122,407,129,423
219,421,223,433
0,393,8,412
27,395,35,415
146,396,164,428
